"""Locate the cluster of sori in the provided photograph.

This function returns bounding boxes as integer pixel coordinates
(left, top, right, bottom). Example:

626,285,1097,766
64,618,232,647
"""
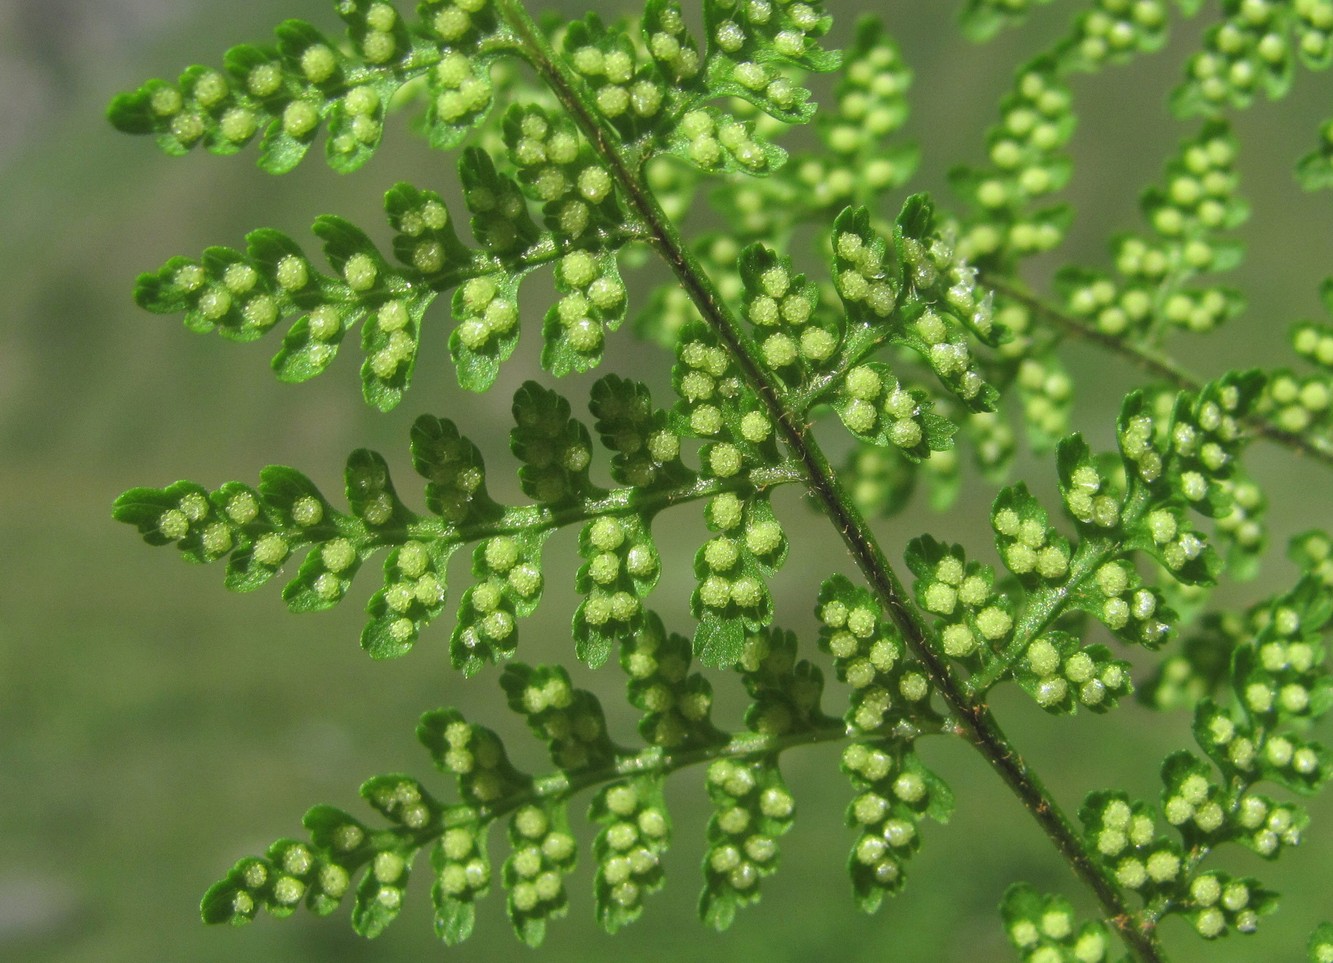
1081,792,1192,905
1176,0,1333,115
589,778,670,932
109,0,507,172
698,758,795,929
669,105,779,173
1262,282,1333,439
689,488,787,666
816,575,931,733
906,534,1014,668
575,514,659,661
1060,123,1245,339
735,626,827,736
450,530,546,671
619,612,724,750
588,375,691,491
503,663,617,771
1070,572,1331,942
739,248,837,384
1198,591,1330,795
992,485,1074,586
1146,518,1333,713
952,61,1074,265
699,0,835,120
1019,632,1133,712
1061,0,1172,69
802,19,916,207
499,802,578,944
673,320,769,477
1001,883,1115,963
841,741,951,910
503,104,626,240
835,363,944,459
826,201,1002,470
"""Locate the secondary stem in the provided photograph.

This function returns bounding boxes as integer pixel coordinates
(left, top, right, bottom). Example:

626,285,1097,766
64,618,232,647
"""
988,277,1333,469
495,4,1167,960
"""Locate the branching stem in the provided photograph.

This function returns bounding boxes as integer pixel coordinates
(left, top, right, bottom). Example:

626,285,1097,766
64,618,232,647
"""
384,717,916,853
988,277,1333,468
496,3,1168,960
402,463,804,544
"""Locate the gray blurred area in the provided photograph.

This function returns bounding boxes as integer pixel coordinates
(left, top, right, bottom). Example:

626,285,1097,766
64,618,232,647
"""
1,2,1330,962
0,0,187,167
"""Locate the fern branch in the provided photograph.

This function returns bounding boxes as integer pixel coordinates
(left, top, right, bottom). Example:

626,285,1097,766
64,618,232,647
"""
988,276,1333,468
409,462,803,545
492,3,1166,959
967,477,1159,696
492,719,858,820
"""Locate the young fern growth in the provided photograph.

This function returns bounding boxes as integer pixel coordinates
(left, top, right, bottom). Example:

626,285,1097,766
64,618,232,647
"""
108,1,1333,960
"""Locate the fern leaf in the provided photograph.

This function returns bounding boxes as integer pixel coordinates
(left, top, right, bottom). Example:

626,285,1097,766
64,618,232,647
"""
107,1,512,172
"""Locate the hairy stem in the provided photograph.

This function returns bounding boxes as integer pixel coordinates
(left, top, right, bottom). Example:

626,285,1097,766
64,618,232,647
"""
495,4,1167,960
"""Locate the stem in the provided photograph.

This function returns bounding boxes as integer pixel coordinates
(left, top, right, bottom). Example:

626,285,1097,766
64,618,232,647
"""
988,278,1333,469
421,222,649,302
388,717,879,853
495,5,1167,960
474,720,855,827
402,463,804,544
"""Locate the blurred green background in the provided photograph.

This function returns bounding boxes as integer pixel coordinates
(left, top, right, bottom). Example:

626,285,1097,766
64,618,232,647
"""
2,2,1330,961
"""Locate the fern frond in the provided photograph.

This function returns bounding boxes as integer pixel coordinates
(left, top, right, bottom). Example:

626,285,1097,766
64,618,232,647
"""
1056,121,1246,342
1076,573,1331,941
114,374,803,667
108,1,517,172
1173,0,1333,117
1000,882,1120,961
198,604,866,944
105,2,1333,960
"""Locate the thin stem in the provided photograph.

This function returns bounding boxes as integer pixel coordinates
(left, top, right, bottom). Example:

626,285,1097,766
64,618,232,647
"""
478,720,855,826
988,277,1333,468
403,463,804,544
382,717,866,855
494,5,1167,960
420,222,649,301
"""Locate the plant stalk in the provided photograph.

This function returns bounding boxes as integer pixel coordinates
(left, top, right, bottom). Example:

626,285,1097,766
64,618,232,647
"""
496,4,1167,960
988,277,1333,469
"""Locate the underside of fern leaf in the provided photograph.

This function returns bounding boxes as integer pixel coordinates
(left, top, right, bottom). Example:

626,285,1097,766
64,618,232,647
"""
107,1,1333,960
